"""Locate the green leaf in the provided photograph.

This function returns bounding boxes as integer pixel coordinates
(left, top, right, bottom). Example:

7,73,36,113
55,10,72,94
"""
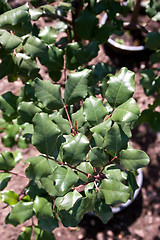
38,45,63,71
75,9,98,40
17,136,29,149
29,8,43,21
33,196,53,218
77,162,94,182
23,36,48,57
55,190,82,227
64,69,91,105
127,171,138,201
140,69,156,96
119,149,150,171
15,53,40,80
32,113,61,155
146,32,160,50
83,96,108,126
88,147,109,167
34,78,63,110
0,55,16,79
105,67,135,107
17,226,32,240
71,107,87,132
103,164,127,182
0,173,11,191
0,151,15,171
52,166,79,196
90,118,112,137
0,30,21,51
5,202,34,226
49,112,70,135
146,0,160,20
85,41,99,62
103,123,128,156
92,133,104,148
65,42,85,70
25,155,53,180
0,190,19,205
0,3,30,28
0,91,18,118
62,133,89,165
2,135,15,148
99,179,130,205
150,50,160,64
111,98,140,123
18,101,41,124
94,22,116,44
39,26,57,44
94,199,113,224
38,216,58,233
41,4,55,15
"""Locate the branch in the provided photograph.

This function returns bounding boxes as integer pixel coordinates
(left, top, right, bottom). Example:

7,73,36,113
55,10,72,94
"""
99,155,118,174
46,155,89,177
0,170,26,178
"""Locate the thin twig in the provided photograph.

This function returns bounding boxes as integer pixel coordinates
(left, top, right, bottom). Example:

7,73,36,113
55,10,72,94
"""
0,170,26,178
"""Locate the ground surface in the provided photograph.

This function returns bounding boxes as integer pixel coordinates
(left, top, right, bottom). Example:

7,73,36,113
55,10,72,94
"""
0,1,160,239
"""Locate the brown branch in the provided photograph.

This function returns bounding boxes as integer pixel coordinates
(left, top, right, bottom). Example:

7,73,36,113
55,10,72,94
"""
0,170,26,178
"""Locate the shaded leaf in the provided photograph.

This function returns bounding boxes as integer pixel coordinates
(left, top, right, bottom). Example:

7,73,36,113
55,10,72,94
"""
88,147,109,167
18,101,41,124
0,173,11,191
94,199,113,224
49,112,70,135
0,151,15,171
38,216,58,232
64,69,91,105
0,91,18,118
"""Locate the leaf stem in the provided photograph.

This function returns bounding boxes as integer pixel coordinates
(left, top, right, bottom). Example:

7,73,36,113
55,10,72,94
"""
99,155,118,174
63,104,74,132
0,170,26,178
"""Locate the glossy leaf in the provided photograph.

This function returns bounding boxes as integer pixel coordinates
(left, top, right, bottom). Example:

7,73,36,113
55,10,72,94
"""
77,162,94,182
0,91,18,118
0,173,11,191
33,196,53,217
94,199,113,224
0,151,15,171
17,226,32,240
39,26,57,44
0,3,29,28
111,98,140,123
99,179,130,205
64,69,91,105
75,9,98,40
29,8,43,20
34,78,63,110
103,164,127,182
83,96,108,126
52,166,79,195
0,30,21,51
32,113,61,155
49,112,70,135
127,171,138,201
18,101,41,124
23,36,48,57
119,149,150,171
103,123,128,156
62,133,89,165
88,147,109,167
105,67,135,107
55,190,82,227
90,118,112,137
6,202,34,226
25,155,53,180
0,190,19,205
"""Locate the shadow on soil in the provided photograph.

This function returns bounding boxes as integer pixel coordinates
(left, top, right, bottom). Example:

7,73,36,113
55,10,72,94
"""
79,192,143,240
